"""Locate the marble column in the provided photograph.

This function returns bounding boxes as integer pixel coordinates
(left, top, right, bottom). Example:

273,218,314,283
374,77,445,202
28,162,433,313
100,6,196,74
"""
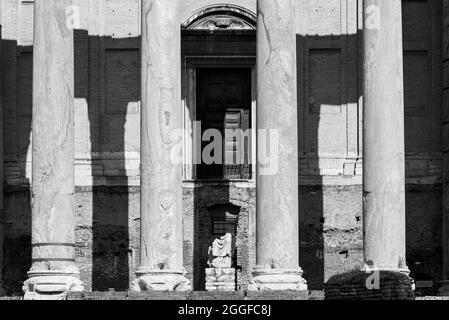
439,0,449,296
362,0,409,274
22,0,84,299
249,0,307,291
131,0,190,292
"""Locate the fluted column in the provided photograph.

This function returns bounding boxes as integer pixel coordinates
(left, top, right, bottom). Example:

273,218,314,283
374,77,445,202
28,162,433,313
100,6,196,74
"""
249,0,307,291
131,0,190,291
363,0,409,274
23,0,84,299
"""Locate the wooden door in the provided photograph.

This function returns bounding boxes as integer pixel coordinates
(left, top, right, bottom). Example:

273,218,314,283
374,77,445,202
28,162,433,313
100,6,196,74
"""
197,68,252,180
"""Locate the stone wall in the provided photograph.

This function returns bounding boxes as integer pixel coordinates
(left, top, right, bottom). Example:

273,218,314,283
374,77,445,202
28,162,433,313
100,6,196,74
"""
299,184,443,290
0,13,4,295
407,185,443,284
299,185,363,290
183,182,256,291
1,183,443,294
66,291,325,300
442,0,449,282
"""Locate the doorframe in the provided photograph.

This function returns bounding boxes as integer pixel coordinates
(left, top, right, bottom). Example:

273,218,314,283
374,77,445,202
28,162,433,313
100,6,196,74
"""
181,31,256,182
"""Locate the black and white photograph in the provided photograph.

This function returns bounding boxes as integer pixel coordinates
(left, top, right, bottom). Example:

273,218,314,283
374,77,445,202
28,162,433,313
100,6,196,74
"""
0,0,448,316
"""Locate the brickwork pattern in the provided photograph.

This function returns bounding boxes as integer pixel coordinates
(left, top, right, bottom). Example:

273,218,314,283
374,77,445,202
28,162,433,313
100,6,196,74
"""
65,291,325,301
324,271,415,300
205,268,236,292
443,0,449,283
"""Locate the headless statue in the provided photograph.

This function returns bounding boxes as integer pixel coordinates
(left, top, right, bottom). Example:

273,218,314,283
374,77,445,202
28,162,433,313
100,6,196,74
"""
208,233,233,268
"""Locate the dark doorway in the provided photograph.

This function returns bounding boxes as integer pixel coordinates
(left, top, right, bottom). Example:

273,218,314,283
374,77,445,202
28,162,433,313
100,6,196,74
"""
196,68,252,180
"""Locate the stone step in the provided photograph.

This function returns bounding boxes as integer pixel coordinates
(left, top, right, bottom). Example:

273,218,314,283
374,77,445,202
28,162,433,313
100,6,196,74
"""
63,290,325,301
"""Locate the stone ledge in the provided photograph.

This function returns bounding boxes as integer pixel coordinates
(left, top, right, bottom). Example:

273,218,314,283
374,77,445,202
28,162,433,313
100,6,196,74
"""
9,291,449,300
64,291,325,301
416,297,449,300
245,291,323,300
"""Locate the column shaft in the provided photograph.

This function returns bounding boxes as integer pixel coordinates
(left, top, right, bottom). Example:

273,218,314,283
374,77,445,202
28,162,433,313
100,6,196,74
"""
23,0,84,299
132,0,190,292
363,0,408,273
249,0,307,291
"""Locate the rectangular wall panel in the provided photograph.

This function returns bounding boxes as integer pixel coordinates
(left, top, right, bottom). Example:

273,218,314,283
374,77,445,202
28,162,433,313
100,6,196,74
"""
105,49,139,115
309,49,342,115
403,0,442,154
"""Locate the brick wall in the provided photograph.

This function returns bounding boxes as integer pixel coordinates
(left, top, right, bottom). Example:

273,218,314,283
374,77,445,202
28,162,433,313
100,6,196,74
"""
183,182,256,291
442,0,449,281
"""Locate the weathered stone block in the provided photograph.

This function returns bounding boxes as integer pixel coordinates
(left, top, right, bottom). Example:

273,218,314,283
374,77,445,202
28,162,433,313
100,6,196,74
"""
324,270,415,300
205,276,217,282
205,268,236,292
205,269,215,277
217,275,235,282
217,286,236,292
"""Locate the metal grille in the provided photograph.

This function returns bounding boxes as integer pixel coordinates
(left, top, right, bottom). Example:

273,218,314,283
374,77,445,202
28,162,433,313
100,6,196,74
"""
212,218,237,236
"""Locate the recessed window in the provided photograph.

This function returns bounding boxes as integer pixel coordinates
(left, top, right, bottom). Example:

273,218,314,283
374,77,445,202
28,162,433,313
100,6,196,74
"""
196,68,252,180
212,218,237,236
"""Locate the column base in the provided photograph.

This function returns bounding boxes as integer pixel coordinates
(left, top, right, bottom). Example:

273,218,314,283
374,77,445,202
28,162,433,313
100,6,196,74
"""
360,265,415,291
23,270,84,300
131,269,192,292
0,281,6,297
360,264,411,275
248,268,308,291
438,281,449,296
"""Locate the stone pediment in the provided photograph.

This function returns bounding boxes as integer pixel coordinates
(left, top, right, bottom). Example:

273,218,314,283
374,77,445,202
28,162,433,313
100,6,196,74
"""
186,15,255,30
183,5,256,31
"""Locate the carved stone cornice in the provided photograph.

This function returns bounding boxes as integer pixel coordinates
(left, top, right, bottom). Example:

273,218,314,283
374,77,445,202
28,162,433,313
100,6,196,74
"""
183,4,256,30
187,15,255,30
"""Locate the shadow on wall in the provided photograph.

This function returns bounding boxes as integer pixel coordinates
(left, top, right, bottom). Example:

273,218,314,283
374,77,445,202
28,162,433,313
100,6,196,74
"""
188,184,256,292
0,30,140,294
296,27,443,290
296,33,362,290
78,30,139,291
1,38,33,295
0,25,444,295
192,187,231,291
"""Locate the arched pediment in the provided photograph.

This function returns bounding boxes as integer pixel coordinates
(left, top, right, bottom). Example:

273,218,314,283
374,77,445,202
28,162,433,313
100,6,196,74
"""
182,4,256,30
